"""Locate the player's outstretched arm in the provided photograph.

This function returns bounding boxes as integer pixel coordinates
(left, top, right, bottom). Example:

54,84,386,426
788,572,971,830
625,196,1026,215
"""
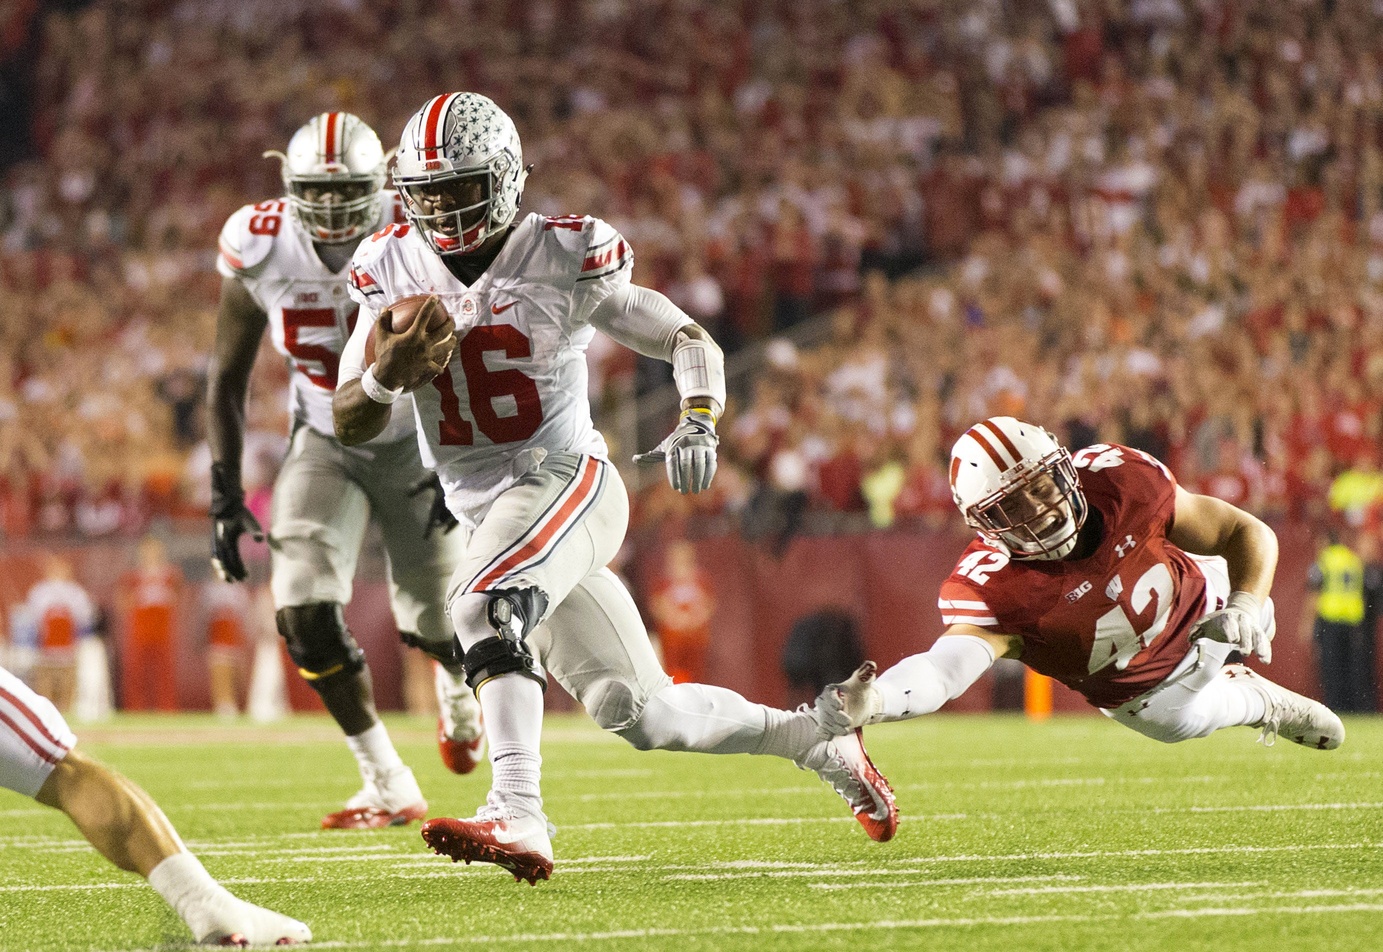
36,749,311,945
206,277,268,582
816,629,1011,736
589,284,726,494
1168,486,1279,662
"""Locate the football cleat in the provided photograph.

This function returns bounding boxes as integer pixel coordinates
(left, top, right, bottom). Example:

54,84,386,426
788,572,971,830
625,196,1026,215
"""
798,727,898,842
421,798,554,885
1229,665,1346,750
195,898,312,946
435,663,487,774
321,764,428,829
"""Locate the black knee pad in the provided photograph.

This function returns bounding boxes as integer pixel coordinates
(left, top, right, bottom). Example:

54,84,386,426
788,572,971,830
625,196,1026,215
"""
484,587,549,641
275,603,365,681
463,635,546,694
399,630,465,669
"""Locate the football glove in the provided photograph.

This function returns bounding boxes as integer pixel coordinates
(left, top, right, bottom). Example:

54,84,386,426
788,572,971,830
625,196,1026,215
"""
1188,590,1274,664
209,462,264,583
407,472,458,539
633,408,719,494
814,661,882,737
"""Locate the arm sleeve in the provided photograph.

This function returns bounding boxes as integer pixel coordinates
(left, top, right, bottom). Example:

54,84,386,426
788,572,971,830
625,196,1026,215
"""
337,302,381,386
586,283,693,360
873,634,998,722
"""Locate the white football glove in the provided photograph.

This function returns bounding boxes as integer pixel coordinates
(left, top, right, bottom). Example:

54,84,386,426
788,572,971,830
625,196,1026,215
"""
633,408,719,494
814,661,883,738
1188,590,1275,664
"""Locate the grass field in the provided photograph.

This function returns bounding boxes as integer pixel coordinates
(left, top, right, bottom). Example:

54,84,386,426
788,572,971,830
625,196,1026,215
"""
1,712,1380,952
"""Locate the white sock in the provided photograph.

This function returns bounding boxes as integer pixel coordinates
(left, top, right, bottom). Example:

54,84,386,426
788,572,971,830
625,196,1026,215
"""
346,721,404,776
147,851,230,939
479,675,545,808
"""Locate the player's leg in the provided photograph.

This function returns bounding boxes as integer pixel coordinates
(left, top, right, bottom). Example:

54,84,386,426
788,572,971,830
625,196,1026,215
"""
422,453,623,881
270,427,422,828
1105,637,1345,749
0,666,309,945
363,439,483,774
536,568,898,842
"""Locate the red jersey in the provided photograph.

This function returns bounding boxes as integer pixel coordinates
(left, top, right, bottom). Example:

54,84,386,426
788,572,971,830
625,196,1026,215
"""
938,444,1221,708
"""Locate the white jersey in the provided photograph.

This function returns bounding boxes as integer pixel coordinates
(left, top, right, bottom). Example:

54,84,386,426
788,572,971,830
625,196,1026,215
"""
217,193,415,445
342,212,633,515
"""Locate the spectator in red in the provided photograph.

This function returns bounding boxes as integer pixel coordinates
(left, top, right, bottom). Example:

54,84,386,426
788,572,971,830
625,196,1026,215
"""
116,535,182,712
201,580,249,720
648,541,716,685
22,554,94,711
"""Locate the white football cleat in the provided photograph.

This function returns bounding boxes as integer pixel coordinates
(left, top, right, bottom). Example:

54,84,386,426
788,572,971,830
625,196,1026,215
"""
421,796,554,885
1228,665,1345,750
435,663,486,775
797,727,898,842
321,763,427,829
194,896,312,946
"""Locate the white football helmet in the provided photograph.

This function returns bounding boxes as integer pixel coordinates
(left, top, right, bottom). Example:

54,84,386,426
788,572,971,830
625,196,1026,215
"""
949,417,1088,560
393,92,528,255
265,112,387,243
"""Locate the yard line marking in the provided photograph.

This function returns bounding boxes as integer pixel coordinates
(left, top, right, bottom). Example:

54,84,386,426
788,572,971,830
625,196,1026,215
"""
137,905,1383,950
992,881,1264,895
1136,904,1383,920
811,876,1083,891
1166,802,1383,814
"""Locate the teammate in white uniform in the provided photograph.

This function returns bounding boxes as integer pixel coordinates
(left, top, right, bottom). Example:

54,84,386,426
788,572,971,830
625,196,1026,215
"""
207,112,484,831
335,92,897,884
0,664,311,945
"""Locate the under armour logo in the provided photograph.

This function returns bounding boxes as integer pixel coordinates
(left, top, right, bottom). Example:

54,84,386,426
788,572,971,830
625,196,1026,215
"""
1114,535,1137,558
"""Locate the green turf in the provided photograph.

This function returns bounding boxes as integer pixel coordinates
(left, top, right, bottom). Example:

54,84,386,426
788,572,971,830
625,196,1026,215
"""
2,713,1380,951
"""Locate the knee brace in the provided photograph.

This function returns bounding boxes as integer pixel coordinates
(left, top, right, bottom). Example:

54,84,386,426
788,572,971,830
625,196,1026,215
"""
462,635,546,694
275,603,365,682
484,587,550,641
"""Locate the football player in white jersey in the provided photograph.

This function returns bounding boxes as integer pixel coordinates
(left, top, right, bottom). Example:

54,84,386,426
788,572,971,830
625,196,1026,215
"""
207,112,485,831
1,663,311,944
334,92,897,884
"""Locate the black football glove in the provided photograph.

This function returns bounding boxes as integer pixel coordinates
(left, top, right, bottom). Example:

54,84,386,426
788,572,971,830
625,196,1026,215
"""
209,462,264,583
408,472,458,539
633,408,719,494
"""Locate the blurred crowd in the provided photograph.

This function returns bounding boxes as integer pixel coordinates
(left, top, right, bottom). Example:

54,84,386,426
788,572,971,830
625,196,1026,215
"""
3,0,1382,546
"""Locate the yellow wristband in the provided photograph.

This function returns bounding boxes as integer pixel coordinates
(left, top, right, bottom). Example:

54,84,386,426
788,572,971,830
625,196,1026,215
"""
681,407,718,426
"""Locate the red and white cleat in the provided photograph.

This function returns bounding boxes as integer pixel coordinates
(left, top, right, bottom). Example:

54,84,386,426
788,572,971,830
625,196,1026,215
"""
435,663,486,775
321,764,428,830
421,802,554,885
799,727,898,842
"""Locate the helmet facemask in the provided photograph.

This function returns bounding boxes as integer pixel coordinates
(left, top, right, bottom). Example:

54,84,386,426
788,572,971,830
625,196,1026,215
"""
398,166,499,255
965,449,1087,560
286,176,383,244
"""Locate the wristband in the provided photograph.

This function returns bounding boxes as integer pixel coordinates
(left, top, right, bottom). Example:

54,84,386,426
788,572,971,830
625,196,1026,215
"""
361,365,403,405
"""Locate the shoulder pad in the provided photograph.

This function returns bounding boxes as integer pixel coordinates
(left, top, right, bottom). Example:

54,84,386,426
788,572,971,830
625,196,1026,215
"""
348,222,412,302
217,200,289,276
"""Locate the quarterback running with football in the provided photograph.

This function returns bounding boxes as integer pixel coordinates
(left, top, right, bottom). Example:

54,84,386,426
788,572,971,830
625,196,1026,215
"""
0,664,311,945
817,416,1346,752
334,92,896,883
208,112,485,831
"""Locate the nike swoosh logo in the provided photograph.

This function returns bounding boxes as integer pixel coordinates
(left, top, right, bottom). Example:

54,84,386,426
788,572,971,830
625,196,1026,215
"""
491,300,519,315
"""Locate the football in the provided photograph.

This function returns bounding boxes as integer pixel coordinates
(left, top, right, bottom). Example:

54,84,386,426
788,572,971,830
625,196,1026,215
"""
386,294,450,333
365,294,451,365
